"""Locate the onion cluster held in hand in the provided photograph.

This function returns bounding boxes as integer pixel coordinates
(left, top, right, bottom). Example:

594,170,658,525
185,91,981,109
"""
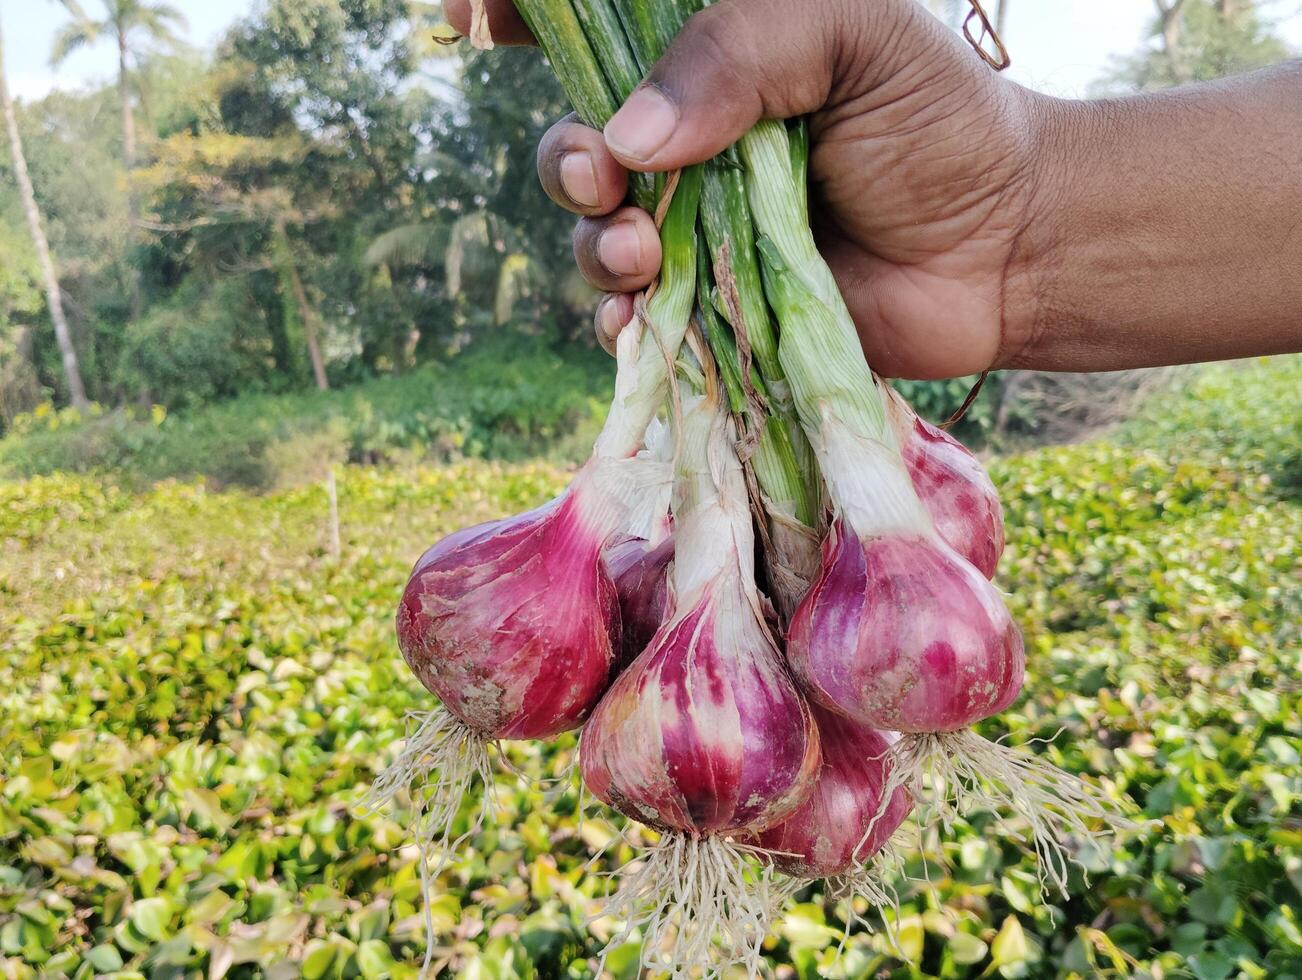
368,2,1132,975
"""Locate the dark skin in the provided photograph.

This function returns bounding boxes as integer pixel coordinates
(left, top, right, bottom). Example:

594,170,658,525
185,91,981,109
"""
447,0,1302,380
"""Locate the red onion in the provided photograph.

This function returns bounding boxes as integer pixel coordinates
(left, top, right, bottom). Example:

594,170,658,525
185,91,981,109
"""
787,521,1024,734
603,534,674,666
581,579,819,834
365,449,669,874
885,387,1005,579
581,395,820,976
397,480,620,740
755,708,911,881
775,368,1125,899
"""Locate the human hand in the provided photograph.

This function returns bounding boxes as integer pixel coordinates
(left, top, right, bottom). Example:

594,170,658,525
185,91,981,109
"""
447,0,1302,376
447,0,1039,380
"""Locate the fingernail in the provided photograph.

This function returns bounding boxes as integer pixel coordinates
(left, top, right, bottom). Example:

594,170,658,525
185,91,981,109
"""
596,297,623,344
559,151,599,208
598,222,644,276
605,86,678,163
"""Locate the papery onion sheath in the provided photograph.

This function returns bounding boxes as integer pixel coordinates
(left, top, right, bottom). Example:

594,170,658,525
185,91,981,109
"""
885,386,1005,579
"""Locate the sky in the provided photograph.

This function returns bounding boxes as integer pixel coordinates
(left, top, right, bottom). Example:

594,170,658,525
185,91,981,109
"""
4,0,1302,102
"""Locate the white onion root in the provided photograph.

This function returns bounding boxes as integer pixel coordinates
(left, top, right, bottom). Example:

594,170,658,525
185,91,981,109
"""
360,707,497,974
866,729,1135,899
592,833,785,979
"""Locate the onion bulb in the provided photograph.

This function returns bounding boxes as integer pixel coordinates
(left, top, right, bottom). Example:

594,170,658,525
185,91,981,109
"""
604,533,674,665
581,392,820,977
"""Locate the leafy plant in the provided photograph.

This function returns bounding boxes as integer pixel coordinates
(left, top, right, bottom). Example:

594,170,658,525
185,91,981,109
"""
0,357,1298,978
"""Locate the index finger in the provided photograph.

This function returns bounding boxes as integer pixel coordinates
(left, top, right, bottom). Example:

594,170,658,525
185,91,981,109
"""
444,0,537,46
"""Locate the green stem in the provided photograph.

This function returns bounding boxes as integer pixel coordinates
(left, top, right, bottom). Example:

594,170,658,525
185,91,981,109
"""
570,0,643,100
740,120,890,446
593,164,704,458
529,0,656,210
696,237,818,528
511,0,617,130
699,160,783,389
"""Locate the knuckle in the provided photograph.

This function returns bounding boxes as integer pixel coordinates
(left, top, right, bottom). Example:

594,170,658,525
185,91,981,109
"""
676,6,751,90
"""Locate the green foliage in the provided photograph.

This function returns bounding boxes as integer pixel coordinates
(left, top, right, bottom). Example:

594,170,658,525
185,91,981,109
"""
1,357,1298,977
1096,0,1293,93
0,335,612,487
112,280,269,409
1121,356,1302,497
891,374,998,440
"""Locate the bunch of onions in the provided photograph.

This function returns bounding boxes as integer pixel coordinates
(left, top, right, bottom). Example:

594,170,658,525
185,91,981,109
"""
362,140,702,872
580,390,820,973
367,0,1134,974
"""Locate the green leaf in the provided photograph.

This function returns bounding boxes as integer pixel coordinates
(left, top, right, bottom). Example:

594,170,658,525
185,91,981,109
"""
1189,883,1239,926
1188,950,1235,980
356,939,396,980
84,945,125,972
949,931,988,965
129,896,174,941
301,940,337,980
990,916,1029,966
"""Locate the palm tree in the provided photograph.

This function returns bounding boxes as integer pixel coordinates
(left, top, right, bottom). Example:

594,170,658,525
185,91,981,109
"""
0,10,89,409
52,1,185,318
51,0,186,171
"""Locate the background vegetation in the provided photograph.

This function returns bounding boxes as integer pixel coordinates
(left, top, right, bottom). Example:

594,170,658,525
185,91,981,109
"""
1,356,1298,979
2,1,1300,978
2,0,1293,477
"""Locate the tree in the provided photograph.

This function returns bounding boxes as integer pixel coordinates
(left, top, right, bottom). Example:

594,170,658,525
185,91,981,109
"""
0,11,89,409
51,0,186,170
1098,0,1292,92
52,0,186,319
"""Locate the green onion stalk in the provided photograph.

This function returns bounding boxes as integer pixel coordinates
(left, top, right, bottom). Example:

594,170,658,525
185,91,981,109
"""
698,160,822,617
571,0,824,616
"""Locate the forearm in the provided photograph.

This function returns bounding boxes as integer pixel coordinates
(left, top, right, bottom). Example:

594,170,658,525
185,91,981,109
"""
1002,61,1302,372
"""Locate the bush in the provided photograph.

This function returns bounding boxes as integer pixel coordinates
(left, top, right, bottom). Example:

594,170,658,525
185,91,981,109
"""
112,287,253,410
0,357,1297,978
0,334,611,488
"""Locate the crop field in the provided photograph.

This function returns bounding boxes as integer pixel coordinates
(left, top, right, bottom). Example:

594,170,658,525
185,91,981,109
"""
1,358,1299,979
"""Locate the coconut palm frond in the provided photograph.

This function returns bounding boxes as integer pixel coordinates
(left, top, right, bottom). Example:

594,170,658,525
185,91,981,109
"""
49,20,100,65
364,223,446,268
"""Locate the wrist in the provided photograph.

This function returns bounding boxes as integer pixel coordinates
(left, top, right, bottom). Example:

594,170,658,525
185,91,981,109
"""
994,88,1077,372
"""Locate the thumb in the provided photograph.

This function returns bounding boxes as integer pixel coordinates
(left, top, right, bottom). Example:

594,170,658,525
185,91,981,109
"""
601,0,865,171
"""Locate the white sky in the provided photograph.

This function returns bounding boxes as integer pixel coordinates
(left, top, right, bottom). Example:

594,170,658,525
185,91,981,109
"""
3,0,1301,102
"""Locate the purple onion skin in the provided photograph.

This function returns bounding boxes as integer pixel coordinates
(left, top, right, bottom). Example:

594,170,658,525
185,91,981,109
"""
604,535,673,665
754,708,912,878
396,491,620,740
786,521,1024,734
409,498,559,577
581,586,821,836
901,415,1005,579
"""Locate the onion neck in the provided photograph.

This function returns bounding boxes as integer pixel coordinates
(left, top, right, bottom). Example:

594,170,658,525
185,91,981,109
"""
666,395,758,603
740,120,932,540
594,165,704,459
